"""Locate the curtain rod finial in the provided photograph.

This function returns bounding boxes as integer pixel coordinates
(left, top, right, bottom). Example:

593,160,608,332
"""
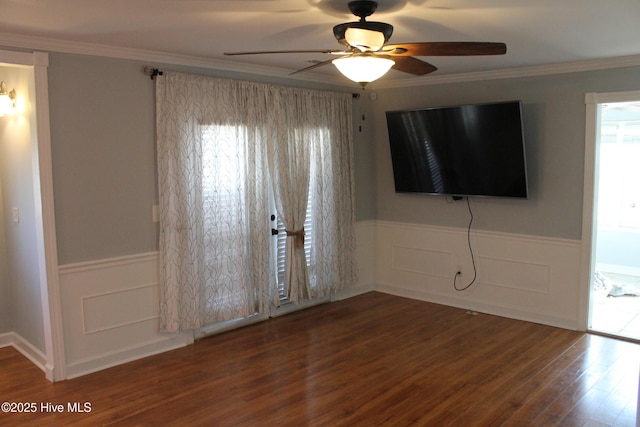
144,67,164,80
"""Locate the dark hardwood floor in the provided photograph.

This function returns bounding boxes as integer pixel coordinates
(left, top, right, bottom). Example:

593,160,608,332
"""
1,292,638,426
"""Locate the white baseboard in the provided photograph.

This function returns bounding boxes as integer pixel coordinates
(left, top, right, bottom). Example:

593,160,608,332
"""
0,332,11,348
0,332,48,373
333,283,374,301
65,333,192,379
377,283,579,330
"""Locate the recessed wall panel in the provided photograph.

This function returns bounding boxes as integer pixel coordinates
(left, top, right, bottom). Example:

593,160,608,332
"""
82,285,159,334
392,246,451,278
479,257,550,294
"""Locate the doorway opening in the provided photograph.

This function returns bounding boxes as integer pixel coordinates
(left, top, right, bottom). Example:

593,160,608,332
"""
586,93,640,341
0,50,63,380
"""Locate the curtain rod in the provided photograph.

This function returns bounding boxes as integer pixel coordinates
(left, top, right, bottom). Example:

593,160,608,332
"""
142,66,360,98
143,67,163,80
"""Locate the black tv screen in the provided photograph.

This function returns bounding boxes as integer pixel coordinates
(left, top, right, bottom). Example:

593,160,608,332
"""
385,101,528,198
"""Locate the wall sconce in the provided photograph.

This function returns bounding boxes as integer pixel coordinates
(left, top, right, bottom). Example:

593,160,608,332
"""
0,81,17,117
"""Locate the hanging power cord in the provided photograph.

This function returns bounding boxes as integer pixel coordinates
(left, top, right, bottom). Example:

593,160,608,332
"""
454,197,478,291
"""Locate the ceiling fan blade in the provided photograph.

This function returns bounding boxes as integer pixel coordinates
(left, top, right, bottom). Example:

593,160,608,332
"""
289,58,336,75
225,49,346,56
391,56,438,76
383,42,507,57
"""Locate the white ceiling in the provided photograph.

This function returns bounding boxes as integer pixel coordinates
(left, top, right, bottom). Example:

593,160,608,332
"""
1,0,640,87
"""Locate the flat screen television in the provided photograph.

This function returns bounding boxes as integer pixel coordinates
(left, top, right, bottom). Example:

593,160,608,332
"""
385,100,528,198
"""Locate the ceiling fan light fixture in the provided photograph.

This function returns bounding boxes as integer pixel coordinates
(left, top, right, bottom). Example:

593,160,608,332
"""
224,0,505,85
345,27,385,51
332,55,394,85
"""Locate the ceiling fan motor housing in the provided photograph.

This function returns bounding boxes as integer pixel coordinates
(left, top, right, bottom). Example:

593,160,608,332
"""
348,0,378,19
333,21,393,44
334,0,392,44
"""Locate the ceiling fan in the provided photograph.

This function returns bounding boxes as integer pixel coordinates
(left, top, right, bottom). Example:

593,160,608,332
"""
225,0,507,87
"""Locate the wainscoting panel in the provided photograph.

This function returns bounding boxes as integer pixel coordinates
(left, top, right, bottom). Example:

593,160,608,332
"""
58,253,193,378
392,246,451,278
478,256,550,293
374,221,583,330
57,221,375,378
54,221,581,377
82,284,159,334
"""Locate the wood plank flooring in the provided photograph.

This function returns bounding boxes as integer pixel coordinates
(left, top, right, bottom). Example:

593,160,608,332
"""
1,292,638,426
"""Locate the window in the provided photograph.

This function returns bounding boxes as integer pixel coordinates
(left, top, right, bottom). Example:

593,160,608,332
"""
202,124,319,308
201,125,257,318
597,112,640,229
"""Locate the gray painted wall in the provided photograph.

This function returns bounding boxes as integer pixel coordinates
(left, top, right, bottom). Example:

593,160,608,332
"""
371,66,640,240
44,51,640,261
0,65,45,351
353,95,377,221
47,52,373,264
3,49,637,354
48,54,159,264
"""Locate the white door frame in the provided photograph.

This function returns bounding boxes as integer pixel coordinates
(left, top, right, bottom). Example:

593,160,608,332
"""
0,49,65,381
579,90,640,331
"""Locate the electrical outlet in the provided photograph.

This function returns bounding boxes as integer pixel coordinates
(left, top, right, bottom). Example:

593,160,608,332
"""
456,265,463,276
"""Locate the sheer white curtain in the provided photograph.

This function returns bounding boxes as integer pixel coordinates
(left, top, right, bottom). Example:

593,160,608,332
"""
156,73,272,332
156,71,357,332
269,87,357,303
268,89,312,303
305,91,358,300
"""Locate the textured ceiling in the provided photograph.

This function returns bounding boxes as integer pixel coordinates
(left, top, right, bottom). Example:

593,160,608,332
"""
1,0,639,86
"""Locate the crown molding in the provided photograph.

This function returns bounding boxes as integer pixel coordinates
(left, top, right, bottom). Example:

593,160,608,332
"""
0,32,354,89
370,54,640,89
1,32,639,90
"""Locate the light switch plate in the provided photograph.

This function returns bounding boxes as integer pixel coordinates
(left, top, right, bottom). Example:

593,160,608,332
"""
152,205,159,223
